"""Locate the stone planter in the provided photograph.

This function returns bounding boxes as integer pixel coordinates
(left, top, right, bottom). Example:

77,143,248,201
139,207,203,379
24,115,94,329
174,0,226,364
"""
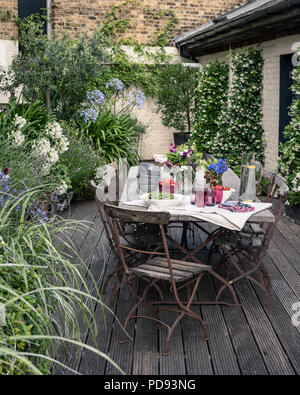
284,204,300,224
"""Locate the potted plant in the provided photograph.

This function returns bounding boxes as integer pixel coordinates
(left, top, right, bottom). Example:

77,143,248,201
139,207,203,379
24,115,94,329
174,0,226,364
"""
155,64,199,145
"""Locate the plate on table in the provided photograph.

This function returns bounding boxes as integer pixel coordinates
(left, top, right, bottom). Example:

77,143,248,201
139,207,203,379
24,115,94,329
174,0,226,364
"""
141,192,183,209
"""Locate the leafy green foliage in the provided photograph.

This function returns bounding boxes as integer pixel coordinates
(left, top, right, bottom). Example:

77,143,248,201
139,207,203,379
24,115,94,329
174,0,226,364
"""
213,48,265,166
0,99,54,142
190,61,229,153
79,110,141,166
0,14,109,120
278,57,300,206
95,1,179,97
59,129,105,199
155,64,199,133
0,189,123,375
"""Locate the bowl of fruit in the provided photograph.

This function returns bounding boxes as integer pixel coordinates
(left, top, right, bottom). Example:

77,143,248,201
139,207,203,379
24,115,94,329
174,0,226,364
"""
159,177,179,194
141,192,183,209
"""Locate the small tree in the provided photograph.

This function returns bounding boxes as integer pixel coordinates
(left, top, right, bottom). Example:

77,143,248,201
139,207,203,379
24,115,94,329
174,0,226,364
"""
155,63,199,134
0,14,110,120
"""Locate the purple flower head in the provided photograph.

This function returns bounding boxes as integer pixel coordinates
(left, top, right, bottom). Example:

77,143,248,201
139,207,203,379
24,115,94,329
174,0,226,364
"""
86,90,105,105
168,143,177,153
3,168,9,175
128,89,145,109
165,160,172,168
181,151,188,158
106,78,124,91
208,158,228,175
80,108,98,123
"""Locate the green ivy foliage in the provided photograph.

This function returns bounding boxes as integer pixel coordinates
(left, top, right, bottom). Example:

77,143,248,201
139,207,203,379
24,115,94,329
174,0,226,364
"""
96,0,179,97
214,48,265,166
190,61,229,153
278,57,300,206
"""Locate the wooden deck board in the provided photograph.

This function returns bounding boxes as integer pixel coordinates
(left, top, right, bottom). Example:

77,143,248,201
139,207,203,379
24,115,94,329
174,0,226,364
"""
52,200,300,376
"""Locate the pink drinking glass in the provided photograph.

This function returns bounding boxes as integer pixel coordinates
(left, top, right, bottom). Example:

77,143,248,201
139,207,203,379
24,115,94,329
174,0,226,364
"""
195,189,205,207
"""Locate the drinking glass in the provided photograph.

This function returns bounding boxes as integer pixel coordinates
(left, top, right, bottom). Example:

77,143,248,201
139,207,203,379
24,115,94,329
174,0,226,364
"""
195,188,205,207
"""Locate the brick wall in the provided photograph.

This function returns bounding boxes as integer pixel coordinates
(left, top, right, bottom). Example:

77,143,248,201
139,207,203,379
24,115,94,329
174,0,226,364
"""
52,0,247,43
0,1,249,44
0,0,18,40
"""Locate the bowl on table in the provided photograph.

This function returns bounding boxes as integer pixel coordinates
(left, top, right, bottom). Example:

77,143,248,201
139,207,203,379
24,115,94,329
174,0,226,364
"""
221,188,235,203
141,193,183,209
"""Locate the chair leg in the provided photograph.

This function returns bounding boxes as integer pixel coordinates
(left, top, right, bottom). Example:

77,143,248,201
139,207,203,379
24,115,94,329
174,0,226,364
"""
120,278,154,344
164,275,209,356
164,312,186,356
101,264,122,295
260,264,272,308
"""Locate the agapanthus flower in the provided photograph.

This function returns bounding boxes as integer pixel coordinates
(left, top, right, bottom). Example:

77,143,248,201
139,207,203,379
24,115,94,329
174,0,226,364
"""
208,158,228,175
56,180,68,195
45,122,63,139
8,129,25,146
128,89,145,109
48,147,59,164
87,90,105,105
13,114,26,130
106,78,124,91
80,108,99,123
32,138,51,158
56,135,69,154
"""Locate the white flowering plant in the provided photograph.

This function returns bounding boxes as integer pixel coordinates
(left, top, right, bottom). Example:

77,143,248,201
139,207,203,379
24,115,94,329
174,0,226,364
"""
278,57,300,206
0,102,72,212
190,60,229,153
212,48,265,166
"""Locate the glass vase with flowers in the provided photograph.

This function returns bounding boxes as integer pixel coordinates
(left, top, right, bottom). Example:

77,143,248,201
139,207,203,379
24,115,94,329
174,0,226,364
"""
206,158,228,187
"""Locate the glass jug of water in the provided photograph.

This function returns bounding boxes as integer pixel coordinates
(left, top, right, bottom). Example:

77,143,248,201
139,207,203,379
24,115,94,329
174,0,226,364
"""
239,153,263,203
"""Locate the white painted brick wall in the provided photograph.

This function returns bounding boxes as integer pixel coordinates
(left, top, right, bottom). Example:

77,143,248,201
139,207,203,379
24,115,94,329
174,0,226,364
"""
0,40,18,104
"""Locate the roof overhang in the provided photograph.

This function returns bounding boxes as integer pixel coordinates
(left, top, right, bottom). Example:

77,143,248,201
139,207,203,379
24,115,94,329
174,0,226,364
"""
175,0,300,58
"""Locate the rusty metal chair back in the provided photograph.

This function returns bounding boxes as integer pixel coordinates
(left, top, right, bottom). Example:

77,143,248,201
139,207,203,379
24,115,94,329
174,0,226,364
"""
91,161,119,258
104,203,213,355
260,173,289,256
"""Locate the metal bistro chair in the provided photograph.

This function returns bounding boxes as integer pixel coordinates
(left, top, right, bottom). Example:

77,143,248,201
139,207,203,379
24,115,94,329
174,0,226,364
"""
104,203,212,356
92,162,163,306
211,172,289,308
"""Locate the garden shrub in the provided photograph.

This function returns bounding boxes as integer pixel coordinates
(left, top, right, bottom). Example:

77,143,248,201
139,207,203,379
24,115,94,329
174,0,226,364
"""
0,14,109,120
80,110,141,167
76,80,147,166
155,64,199,134
278,55,300,206
190,60,229,153
213,48,265,166
59,128,105,199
